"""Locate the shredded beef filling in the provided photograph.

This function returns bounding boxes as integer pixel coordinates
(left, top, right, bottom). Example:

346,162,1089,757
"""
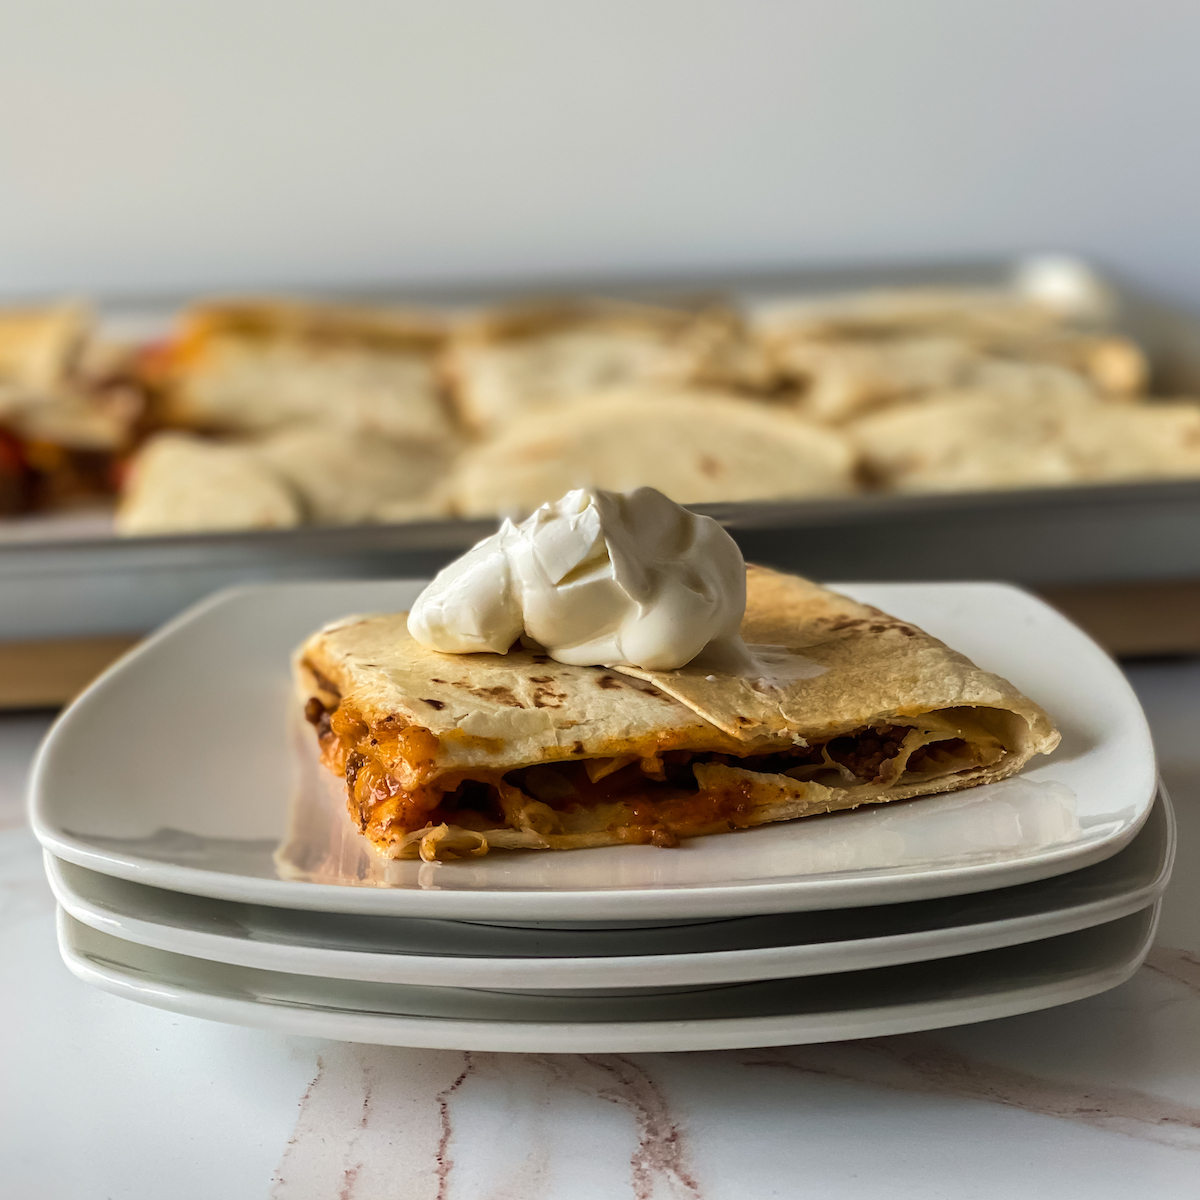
500,723,910,813
305,694,989,843
826,725,911,783
732,724,911,787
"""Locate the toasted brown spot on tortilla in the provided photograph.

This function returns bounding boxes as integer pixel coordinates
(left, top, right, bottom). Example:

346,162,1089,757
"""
572,741,585,754
471,684,524,708
826,617,869,632
421,698,446,710
597,675,623,690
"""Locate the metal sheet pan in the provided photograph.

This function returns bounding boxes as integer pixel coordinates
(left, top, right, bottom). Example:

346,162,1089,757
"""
3,258,1200,641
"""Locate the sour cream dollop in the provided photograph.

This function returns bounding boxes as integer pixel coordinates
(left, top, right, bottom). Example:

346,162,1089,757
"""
407,487,747,671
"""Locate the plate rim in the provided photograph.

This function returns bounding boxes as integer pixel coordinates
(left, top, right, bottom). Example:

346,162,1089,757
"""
55,904,1161,1053
42,790,1175,989
29,578,1159,920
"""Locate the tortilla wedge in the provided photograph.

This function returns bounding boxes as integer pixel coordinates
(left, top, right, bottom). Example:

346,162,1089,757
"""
448,391,855,518
851,389,1200,492
116,432,303,535
0,302,89,398
155,299,456,443
444,298,760,435
296,565,1059,861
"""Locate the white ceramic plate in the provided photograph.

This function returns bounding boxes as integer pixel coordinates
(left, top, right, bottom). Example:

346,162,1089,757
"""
58,905,1159,1052
30,580,1157,920
43,788,1173,989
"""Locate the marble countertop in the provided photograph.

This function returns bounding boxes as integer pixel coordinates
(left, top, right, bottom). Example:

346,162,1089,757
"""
3,660,1199,1199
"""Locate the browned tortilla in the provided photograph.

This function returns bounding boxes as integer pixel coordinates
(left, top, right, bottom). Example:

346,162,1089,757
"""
295,566,1059,861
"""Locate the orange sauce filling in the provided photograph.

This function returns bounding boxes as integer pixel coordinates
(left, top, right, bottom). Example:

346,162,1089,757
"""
307,694,804,846
303,691,987,849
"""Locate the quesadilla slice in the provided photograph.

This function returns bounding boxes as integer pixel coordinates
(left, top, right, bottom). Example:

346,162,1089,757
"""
445,299,763,434
752,285,1082,345
116,432,302,535
753,283,1145,418
0,302,89,402
448,391,855,518
764,335,983,423
254,424,455,526
296,565,1059,861
851,389,1200,492
154,299,457,443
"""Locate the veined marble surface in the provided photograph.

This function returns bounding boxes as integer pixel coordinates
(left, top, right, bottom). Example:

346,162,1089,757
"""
2,661,1199,1199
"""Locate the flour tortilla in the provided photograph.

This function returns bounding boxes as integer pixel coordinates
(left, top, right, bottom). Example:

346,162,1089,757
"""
447,391,855,518
0,302,89,397
296,566,1059,859
851,390,1200,492
159,300,456,443
768,335,983,423
753,284,1143,417
762,331,1139,425
119,423,457,533
255,424,455,526
299,611,762,783
616,565,1058,783
116,432,302,535
445,300,762,434
752,286,1078,344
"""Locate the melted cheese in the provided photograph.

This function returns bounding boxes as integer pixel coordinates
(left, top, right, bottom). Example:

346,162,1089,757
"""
307,696,1012,860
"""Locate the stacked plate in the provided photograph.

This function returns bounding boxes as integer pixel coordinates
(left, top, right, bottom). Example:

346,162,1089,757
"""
30,580,1171,1052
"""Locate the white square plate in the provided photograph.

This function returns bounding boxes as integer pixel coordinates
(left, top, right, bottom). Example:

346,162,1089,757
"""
42,789,1173,989
30,580,1157,920
56,905,1160,1052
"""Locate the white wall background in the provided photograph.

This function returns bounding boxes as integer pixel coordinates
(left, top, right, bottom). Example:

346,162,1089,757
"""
1,0,1197,305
